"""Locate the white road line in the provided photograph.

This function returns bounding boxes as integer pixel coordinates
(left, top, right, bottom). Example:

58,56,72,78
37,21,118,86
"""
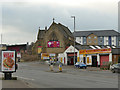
16,76,35,81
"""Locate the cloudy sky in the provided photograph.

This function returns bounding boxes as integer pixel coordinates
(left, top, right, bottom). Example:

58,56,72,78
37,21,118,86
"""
0,0,119,45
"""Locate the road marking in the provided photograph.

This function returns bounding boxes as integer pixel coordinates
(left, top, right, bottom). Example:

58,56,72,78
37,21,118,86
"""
16,76,35,81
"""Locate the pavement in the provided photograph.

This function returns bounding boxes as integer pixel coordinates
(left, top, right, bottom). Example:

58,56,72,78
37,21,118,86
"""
0,72,30,88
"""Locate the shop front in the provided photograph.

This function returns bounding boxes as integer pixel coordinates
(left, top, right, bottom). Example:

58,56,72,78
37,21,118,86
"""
79,48,112,67
58,45,79,65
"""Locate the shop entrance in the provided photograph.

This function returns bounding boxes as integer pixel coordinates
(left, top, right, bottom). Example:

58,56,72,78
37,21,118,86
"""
67,53,77,65
83,57,86,64
92,56,97,67
100,55,109,67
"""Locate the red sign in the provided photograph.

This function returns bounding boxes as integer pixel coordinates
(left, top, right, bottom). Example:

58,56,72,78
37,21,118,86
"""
47,41,60,47
79,48,111,54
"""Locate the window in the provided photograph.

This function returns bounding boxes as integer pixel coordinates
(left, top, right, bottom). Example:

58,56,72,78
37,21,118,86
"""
94,40,97,43
89,41,91,43
119,41,120,46
100,40,102,43
94,36,97,39
100,36,102,38
88,36,91,39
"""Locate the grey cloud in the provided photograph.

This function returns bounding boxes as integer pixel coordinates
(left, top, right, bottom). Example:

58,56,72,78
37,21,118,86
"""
2,2,118,44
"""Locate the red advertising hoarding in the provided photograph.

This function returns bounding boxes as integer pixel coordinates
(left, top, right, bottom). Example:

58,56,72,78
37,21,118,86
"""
47,41,60,47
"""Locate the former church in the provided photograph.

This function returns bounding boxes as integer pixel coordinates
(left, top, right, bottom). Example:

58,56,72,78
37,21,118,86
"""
33,20,74,57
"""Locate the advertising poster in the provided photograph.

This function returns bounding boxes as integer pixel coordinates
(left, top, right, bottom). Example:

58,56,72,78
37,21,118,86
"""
1,51,16,72
47,41,60,47
38,46,42,54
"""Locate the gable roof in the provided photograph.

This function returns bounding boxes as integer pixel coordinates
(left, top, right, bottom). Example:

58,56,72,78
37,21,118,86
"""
57,23,73,38
37,22,74,40
112,48,120,54
73,30,120,37
37,29,46,39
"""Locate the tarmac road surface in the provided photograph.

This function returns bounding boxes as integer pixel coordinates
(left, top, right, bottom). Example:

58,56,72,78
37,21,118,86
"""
13,61,119,88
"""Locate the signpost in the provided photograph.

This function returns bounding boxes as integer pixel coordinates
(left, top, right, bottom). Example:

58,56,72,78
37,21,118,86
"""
1,50,16,80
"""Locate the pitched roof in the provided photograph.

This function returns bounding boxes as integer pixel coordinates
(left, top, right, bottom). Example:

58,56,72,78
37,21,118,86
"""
37,29,46,39
57,23,73,38
73,30,120,37
37,22,74,40
75,45,92,50
112,48,120,54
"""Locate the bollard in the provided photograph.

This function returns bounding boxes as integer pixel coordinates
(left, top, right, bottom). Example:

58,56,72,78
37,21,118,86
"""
59,64,62,72
50,65,54,71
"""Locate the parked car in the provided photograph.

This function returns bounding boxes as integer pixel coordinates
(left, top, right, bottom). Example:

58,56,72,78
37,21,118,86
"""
110,63,120,73
75,62,87,69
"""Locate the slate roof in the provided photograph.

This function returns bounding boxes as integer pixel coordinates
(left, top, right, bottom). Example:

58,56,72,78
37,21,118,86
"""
75,45,117,50
112,48,120,54
57,23,73,38
73,30,120,37
37,29,46,39
37,22,74,40
75,45,92,50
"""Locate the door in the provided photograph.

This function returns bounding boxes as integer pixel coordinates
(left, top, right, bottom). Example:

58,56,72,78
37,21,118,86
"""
100,55,109,67
71,58,74,65
83,57,86,64
92,56,97,67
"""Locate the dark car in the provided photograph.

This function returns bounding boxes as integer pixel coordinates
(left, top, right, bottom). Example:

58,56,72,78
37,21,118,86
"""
75,62,87,69
110,63,120,73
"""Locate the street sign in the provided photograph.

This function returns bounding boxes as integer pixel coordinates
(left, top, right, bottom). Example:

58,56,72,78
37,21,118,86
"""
1,51,16,72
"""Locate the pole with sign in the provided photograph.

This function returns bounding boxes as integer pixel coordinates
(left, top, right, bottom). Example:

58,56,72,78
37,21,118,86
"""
1,51,16,80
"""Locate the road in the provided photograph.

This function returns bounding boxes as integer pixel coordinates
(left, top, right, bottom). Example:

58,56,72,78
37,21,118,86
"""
13,61,118,88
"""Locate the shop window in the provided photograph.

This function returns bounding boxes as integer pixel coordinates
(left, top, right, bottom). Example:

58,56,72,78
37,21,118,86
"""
87,57,89,64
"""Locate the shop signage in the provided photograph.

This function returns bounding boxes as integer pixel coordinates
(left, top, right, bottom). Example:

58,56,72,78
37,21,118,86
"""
47,41,60,48
1,51,16,72
38,46,42,54
79,48,111,54
41,53,49,59
41,53,56,60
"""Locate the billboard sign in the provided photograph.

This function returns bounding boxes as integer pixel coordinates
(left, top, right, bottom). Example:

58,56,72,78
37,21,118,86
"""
41,53,49,59
47,41,60,48
79,48,111,54
1,51,16,72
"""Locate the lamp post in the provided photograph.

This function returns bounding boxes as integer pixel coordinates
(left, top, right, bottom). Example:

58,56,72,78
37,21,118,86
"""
71,16,75,65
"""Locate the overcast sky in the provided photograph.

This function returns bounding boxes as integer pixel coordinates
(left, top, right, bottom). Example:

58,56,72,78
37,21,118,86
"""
0,0,119,45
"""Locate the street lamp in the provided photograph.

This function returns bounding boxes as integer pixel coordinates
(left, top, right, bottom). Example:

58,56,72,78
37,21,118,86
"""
71,16,75,65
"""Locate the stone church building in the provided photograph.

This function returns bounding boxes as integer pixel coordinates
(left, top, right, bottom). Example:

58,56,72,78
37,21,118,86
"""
33,21,74,56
